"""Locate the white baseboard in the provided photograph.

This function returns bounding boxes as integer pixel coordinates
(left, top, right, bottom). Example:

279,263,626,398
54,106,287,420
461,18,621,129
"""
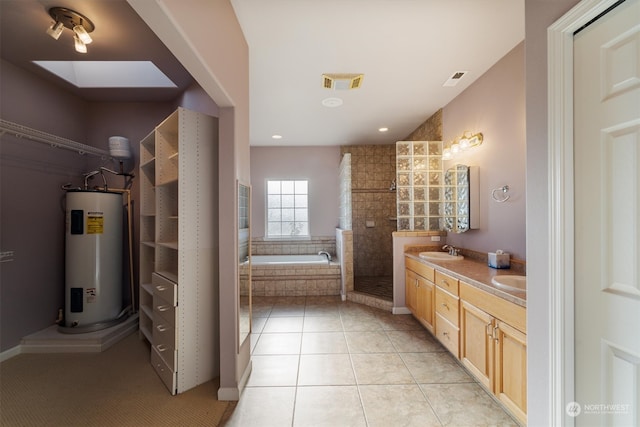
0,345,21,362
238,360,252,394
392,306,411,315
218,387,240,401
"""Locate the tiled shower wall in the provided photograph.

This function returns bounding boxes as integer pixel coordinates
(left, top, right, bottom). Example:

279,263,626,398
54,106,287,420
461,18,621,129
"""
340,145,396,278
251,237,336,256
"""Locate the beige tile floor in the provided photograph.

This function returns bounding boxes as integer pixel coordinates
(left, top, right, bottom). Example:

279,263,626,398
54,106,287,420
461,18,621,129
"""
223,296,520,427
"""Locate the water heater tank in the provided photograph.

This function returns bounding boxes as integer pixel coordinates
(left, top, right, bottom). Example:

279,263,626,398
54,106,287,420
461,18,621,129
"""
65,190,123,328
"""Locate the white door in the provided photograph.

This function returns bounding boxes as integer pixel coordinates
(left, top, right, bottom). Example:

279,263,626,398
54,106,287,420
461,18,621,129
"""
574,0,640,425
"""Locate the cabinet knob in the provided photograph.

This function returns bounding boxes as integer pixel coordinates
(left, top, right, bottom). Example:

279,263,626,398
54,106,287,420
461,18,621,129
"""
157,344,168,352
441,303,448,310
156,285,166,291
156,324,168,332
157,305,170,312
442,331,449,337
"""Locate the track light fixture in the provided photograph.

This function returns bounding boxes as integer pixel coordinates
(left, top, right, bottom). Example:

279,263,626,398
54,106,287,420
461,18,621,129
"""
46,21,64,40
46,7,95,53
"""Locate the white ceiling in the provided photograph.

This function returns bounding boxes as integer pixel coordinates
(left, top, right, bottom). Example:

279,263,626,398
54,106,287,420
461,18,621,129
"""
230,0,525,146
1,1,525,147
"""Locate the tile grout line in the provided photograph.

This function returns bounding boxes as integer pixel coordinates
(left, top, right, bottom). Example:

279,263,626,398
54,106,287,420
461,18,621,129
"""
340,298,372,427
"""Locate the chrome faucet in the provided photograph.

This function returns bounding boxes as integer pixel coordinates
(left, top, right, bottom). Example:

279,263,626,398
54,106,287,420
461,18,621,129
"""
442,245,459,256
318,250,332,262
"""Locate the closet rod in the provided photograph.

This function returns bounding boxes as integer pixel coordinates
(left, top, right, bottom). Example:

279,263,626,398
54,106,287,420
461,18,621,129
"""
0,118,111,158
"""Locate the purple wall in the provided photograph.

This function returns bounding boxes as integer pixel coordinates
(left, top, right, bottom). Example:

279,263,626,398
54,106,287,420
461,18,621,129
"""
442,42,526,260
250,146,341,238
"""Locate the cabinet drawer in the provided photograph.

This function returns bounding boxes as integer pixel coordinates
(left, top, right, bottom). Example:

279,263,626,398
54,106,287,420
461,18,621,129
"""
459,281,526,333
151,345,177,395
152,272,177,305
435,287,459,326
435,270,459,295
436,312,460,358
153,341,176,371
152,322,176,368
153,294,176,328
405,257,434,281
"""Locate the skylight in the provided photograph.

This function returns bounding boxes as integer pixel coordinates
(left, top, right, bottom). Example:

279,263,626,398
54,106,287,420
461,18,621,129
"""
32,61,177,88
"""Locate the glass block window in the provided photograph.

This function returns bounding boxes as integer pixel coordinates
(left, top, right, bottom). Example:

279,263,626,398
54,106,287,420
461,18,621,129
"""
266,180,309,238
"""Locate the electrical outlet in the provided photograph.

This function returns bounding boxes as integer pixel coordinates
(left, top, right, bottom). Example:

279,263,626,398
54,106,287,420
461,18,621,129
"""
430,236,441,242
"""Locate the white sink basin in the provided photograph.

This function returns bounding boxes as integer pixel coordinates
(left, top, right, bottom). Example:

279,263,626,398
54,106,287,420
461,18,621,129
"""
418,251,464,261
492,275,526,292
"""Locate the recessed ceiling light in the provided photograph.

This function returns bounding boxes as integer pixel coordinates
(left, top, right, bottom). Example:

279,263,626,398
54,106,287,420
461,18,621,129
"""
378,127,389,132
32,61,177,88
321,97,343,108
272,134,283,139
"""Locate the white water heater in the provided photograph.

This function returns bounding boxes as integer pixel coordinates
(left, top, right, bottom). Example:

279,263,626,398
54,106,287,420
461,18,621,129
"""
65,190,123,328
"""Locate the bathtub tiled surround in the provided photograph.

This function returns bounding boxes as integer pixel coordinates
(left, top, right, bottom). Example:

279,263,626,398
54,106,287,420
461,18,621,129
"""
251,237,336,256
251,263,341,297
250,237,340,297
223,295,519,426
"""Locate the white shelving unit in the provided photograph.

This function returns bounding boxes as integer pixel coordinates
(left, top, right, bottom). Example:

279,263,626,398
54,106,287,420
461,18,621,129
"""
138,107,219,395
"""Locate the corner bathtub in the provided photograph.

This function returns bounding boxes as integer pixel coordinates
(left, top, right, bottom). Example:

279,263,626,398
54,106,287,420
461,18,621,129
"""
251,254,330,265
248,255,341,297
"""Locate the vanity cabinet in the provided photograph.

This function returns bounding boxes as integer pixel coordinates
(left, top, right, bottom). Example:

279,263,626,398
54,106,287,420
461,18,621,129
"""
138,107,219,395
459,281,527,425
405,258,435,334
403,256,527,425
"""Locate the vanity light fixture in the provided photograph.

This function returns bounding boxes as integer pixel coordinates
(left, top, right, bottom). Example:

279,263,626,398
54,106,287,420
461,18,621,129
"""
442,132,484,160
458,132,484,150
46,7,95,54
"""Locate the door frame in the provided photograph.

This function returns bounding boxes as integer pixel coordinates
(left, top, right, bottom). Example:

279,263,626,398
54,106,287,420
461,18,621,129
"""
547,0,623,425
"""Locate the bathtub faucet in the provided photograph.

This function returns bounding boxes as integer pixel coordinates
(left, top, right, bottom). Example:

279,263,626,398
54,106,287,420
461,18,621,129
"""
318,250,332,263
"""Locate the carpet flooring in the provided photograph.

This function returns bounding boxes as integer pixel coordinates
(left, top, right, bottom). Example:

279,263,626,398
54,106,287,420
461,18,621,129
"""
0,332,230,426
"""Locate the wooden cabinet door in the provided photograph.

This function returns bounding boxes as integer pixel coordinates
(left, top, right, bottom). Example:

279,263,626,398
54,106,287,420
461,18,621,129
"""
416,275,435,334
494,320,527,425
405,270,417,314
460,300,494,389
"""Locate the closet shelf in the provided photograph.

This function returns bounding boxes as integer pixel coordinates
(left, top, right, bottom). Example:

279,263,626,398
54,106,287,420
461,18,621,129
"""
0,119,111,158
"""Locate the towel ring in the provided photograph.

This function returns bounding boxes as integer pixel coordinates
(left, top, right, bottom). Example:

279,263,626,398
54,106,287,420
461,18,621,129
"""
492,185,510,203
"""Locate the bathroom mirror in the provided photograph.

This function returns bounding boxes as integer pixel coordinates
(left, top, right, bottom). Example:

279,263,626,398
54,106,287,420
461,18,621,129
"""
238,181,251,350
443,164,479,233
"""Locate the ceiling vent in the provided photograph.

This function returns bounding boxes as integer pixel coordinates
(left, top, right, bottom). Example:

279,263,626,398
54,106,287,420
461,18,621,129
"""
443,71,468,87
322,73,364,90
